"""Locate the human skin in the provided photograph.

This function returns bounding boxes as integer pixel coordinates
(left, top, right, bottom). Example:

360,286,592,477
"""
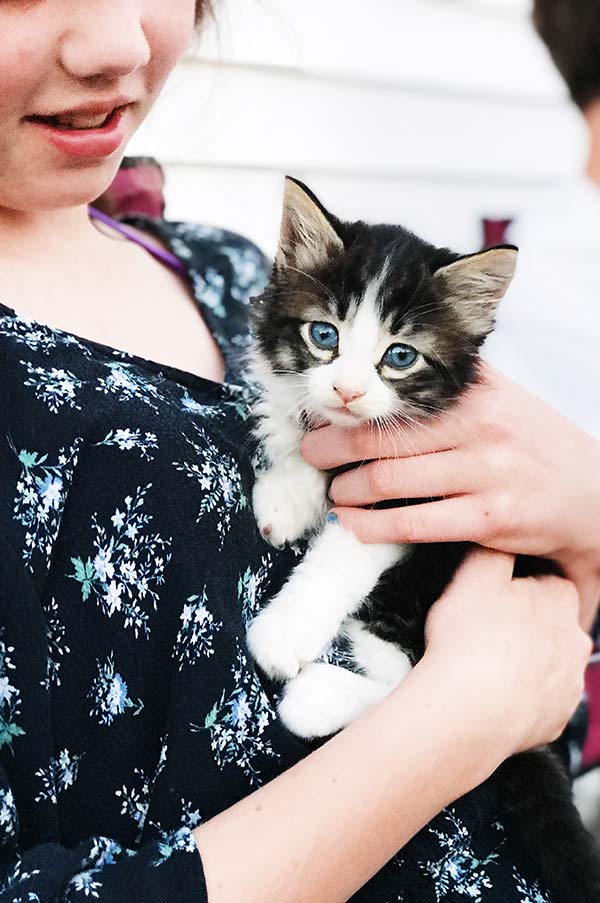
585,98,600,186
303,364,600,630
0,0,195,213
0,2,593,899
0,0,224,382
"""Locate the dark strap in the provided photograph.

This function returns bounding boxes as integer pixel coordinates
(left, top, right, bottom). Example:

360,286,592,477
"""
88,206,187,275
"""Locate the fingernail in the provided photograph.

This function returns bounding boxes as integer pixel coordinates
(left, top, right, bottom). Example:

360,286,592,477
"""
327,511,339,525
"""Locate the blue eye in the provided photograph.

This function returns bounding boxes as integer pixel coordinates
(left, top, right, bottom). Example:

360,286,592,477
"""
309,322,339,351
382,344,419,370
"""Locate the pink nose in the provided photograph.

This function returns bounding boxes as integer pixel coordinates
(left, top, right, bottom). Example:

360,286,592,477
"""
333,386,366,405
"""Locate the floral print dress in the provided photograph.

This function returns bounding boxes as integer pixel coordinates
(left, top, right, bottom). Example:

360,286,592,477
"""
0,218,555,903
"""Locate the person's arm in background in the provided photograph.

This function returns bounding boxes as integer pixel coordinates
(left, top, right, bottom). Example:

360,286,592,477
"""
195,549,589,903
303,364,600,630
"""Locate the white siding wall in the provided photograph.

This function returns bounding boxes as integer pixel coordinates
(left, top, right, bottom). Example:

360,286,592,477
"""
128,0,587,256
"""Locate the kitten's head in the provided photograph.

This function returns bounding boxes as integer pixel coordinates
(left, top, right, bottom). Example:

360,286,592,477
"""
251,177,517,428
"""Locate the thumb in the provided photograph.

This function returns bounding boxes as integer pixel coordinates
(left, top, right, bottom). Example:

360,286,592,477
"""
454,546,515,589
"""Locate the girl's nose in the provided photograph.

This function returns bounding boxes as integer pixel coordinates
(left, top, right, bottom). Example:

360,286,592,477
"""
59,5,151,81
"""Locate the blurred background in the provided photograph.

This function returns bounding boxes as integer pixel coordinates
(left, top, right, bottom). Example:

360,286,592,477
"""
127,0,586,256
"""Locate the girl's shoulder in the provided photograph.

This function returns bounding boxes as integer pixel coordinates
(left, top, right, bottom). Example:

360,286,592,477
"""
124,216,271,307
123,217,272,371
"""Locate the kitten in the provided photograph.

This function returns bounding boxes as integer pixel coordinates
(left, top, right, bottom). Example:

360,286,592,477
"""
246,177,600,901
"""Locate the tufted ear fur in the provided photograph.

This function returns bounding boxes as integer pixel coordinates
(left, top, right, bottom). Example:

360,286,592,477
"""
433,246,518,336
275,177,344,271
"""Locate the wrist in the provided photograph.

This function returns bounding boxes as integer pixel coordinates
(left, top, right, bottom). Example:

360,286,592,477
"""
562,437,600,569
567,561,600,631
397,654,508,793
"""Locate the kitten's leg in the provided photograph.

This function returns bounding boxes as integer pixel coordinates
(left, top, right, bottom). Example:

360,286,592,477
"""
247,521,409,679
278,662,391,738
279,626,413,739
253,456,328,548
343,619,413,687
253,394,327,547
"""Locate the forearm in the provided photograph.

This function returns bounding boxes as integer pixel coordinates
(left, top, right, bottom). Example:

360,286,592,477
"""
194,658,504,903
560,460,600,631
569,561,600,632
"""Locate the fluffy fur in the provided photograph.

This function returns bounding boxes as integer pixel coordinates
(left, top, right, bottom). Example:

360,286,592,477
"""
246,177,600,900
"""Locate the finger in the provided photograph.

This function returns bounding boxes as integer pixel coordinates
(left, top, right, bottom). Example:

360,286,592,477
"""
456,546,516,586
330,449,475,506
301,417,464,471
523,574,581,615
332,496,489,545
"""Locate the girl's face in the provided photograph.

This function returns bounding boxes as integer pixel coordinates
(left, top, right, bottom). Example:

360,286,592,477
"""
0,0,196,213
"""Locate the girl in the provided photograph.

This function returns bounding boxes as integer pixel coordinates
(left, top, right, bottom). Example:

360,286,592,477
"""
0,2,596,901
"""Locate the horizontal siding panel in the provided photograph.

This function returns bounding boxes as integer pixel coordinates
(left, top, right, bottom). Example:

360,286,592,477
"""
193,0,564,101
162,164,557,257
129,61,584,180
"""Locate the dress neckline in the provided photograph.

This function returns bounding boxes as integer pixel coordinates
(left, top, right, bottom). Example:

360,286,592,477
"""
0,217,250,392
0,297,230,396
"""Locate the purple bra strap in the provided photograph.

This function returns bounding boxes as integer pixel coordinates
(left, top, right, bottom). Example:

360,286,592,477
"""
88,206,188,276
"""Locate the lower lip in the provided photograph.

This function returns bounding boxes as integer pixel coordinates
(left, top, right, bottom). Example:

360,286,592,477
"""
26,106,128,159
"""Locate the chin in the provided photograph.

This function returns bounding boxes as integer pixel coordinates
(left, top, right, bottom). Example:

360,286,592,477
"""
11,156,125,213
320,408,368,429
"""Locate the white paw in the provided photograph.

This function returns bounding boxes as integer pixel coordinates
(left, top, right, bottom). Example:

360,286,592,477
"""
253,465,327,547
278,663,391,739
247,593,340,681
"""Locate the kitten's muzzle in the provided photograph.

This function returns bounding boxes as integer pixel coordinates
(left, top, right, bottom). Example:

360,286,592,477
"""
333,386,366,405
324,403,364,425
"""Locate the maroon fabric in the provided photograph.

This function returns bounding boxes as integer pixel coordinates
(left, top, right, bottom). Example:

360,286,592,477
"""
482,218,513,249
583,662,600,768
94,163,165,219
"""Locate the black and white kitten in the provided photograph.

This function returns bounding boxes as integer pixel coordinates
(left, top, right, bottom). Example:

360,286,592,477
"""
246,177,600,901
247,176,518,727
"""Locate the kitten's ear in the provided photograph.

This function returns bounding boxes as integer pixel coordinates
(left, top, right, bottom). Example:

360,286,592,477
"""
433,247,518,336
276,177,344,271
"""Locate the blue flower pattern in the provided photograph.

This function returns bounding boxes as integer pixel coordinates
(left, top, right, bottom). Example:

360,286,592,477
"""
418,810,502,900
10,438,82,573
94,429,159,461
68,484,172,639
173,588,222,670
89,655,143,726
21,362,84,413
41,596,70,689
0,219,557,901
192,646,279,787
173,423,248,548
35,749,83,804
0,632,25,752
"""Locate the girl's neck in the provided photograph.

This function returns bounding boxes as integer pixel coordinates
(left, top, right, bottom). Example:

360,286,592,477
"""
0,204,96,260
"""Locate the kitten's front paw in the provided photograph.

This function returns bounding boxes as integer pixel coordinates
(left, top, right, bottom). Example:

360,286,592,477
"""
278,663,387,738
253,466,327,547
247,598,336,681
246,606,303,680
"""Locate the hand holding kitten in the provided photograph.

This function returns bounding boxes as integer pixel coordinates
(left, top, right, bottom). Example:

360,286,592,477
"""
303,363,600,629
423,547,591,756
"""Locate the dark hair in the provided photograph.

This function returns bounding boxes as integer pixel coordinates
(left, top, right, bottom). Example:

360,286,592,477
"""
119,155,164,175
195,0,213,24
533,0,600,110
